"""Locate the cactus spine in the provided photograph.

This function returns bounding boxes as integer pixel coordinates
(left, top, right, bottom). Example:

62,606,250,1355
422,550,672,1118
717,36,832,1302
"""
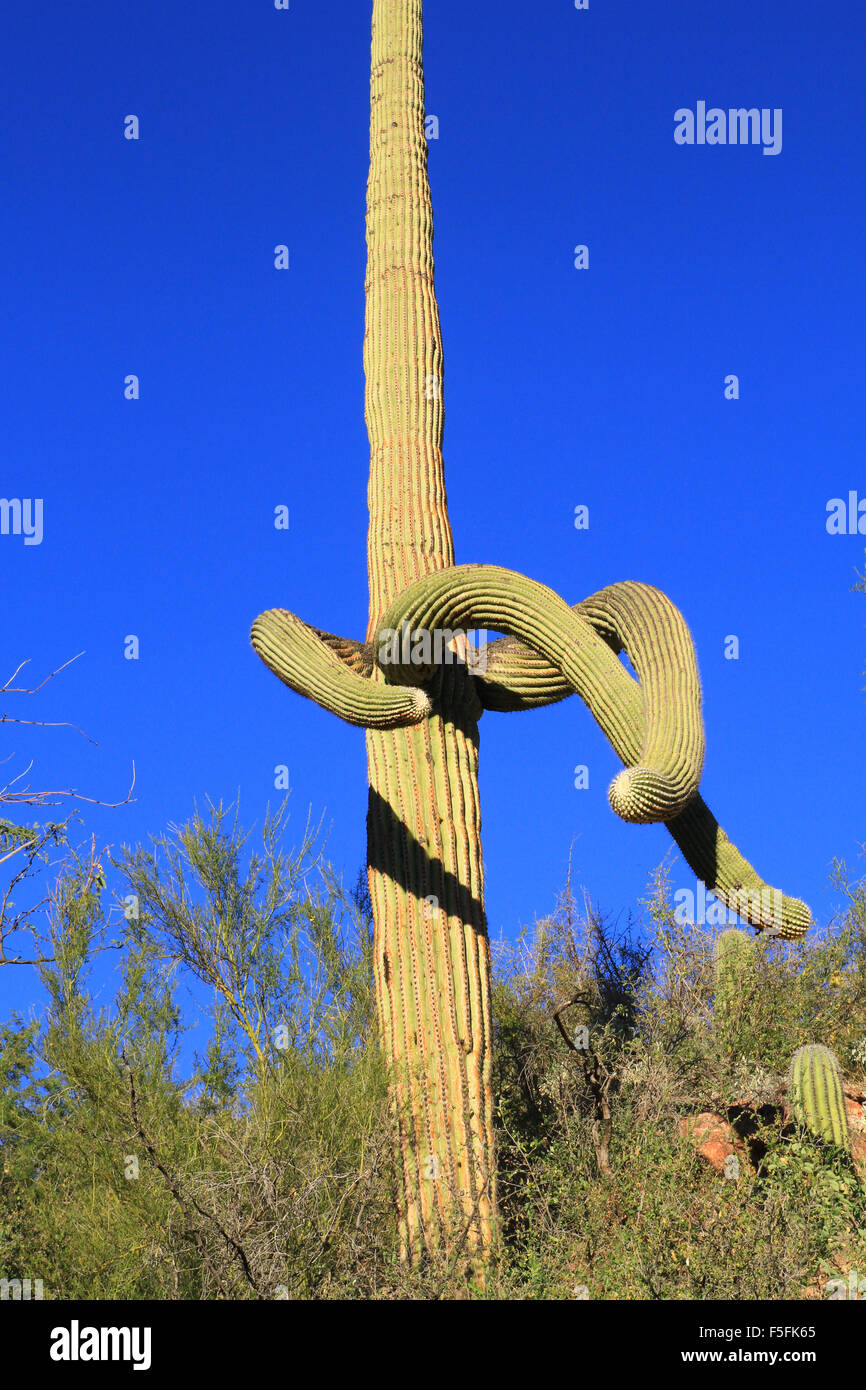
788,1044,851,1150
250,0,813,1265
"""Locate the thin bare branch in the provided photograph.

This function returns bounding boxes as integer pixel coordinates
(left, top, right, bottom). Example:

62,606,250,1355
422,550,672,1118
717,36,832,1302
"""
0,651,85,696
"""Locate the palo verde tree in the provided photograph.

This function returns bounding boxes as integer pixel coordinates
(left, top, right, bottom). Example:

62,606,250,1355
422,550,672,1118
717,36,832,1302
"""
251,0,811,1268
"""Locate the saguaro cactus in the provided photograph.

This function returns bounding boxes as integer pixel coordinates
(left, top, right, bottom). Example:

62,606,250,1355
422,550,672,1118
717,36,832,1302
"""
788,1044,851,1151
714,927,752,1009
251,0,811,1265
713,927,754,1054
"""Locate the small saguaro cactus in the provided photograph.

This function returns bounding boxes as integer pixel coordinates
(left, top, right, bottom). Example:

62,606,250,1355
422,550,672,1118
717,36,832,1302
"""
713,927,753,1033
714,927,752,973
787,1044,851,1151
251,0,813,1267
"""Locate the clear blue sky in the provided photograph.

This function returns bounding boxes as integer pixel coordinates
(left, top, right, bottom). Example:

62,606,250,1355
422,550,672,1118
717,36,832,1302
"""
2,0,865,1029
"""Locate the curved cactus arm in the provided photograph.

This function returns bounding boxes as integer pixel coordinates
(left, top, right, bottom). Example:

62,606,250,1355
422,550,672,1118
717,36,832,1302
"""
251,609,431,729
581,581,705,812
477,582,695,712
667,798,810,940
474,629,575,711
472,583,811,940
313,628,376,678
375,565,704,824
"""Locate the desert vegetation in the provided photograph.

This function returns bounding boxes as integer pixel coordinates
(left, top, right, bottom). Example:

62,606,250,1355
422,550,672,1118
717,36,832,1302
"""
2,801,864,1300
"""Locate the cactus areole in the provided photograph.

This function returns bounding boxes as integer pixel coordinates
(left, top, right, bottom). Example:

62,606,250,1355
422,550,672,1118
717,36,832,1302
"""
251,0,812,1265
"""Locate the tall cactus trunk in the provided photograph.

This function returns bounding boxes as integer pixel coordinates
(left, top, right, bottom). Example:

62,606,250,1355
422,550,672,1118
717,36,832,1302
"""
363,0,496,1264
252,0,814,1285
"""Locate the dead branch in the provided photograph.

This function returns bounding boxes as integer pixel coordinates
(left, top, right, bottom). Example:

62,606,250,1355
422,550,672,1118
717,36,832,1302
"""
552,993,614,1178
0,759,136,810
122,1052,262,1298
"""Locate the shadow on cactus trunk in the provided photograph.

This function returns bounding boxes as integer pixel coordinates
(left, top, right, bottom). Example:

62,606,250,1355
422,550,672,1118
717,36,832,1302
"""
250,0,814,1271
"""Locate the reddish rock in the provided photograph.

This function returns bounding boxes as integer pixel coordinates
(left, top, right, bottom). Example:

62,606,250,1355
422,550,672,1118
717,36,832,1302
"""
679,1079,866,1178
677,1113,738,1173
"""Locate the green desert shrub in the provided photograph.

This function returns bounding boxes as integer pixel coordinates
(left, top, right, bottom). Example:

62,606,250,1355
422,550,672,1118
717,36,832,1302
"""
3,821,866,1300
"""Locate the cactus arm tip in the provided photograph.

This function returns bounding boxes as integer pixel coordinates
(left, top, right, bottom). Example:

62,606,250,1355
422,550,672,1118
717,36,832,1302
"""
251,608,432,728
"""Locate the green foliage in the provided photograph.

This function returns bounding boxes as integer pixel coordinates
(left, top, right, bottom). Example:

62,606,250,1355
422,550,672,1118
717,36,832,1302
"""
0,800,396,1299
486,867,866,1301
0,813,77,967
3,817,866,1299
